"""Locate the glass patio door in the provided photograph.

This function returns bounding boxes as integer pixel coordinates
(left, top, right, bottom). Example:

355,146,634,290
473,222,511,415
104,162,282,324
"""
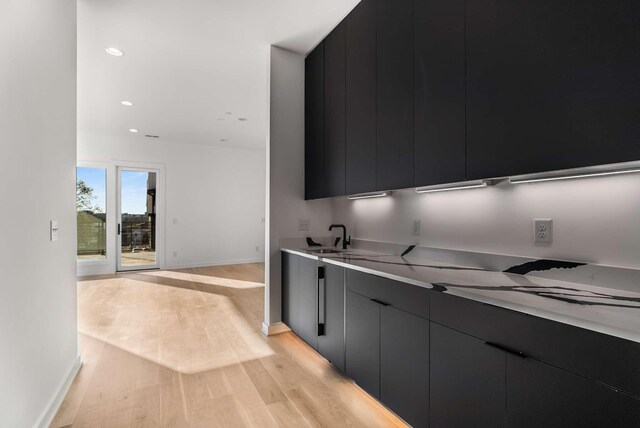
117,167,159,271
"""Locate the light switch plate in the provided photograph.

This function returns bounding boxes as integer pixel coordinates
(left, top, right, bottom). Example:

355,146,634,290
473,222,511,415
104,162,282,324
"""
534,218,552,244
50,220,59,242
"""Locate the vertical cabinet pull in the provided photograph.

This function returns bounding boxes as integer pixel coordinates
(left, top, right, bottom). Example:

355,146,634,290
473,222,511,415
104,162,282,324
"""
318,266,326,336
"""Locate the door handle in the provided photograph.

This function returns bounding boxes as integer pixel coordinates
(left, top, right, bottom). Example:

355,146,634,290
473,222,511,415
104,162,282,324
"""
370,298,390,307
485,341,528,358
117,223,121,235
317,266,325,336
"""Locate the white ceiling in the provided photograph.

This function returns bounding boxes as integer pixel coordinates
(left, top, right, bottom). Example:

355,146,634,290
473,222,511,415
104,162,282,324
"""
78,0,359,149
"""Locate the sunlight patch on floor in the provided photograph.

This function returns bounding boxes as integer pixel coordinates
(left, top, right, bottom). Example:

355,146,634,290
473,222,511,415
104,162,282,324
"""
141,269,265,289
78,276,273,374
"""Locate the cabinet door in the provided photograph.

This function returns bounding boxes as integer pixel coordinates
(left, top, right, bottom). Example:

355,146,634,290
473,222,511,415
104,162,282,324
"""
380,306,429,428
466,0,640,180
345,0,377,195
430,322,506,428
281,252,299,331
507,355,640,428
297,257,318,350
414,0,465,186
324,22,346,197
305,42,325,199
346,291,380,398
376,0,414,191
318,264,345,372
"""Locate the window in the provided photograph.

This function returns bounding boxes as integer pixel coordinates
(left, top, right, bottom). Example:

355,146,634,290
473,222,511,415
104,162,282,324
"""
76,167,107,261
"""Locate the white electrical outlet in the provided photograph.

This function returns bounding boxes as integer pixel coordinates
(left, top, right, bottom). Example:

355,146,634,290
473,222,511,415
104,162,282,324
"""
255,246,259,252
412,219,421,235
298,218,310,231
172,251,178,258
534,219,553,244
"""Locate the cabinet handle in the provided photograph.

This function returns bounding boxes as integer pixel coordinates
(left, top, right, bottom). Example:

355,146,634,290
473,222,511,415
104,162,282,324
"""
485,341,527,358
370,298,390,307
317,266,325,336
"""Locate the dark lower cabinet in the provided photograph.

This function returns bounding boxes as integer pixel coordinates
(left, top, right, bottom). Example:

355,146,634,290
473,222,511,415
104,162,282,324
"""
345,290,380,398
430,322,507,428
317,264,345,372
380,306,429,428
507,355,640,428
345,271,430,427
297,257,319,350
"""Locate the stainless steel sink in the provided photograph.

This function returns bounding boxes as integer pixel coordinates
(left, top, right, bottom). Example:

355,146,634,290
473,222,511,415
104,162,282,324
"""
312,248,343,254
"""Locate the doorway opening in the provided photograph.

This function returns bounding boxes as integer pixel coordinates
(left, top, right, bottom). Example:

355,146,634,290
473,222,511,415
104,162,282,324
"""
117,167,159,271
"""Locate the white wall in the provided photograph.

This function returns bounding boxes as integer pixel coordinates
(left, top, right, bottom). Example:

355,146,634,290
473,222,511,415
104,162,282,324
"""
78,134,266,272
265,46,334,329
0,1,79,426
333,174,640,270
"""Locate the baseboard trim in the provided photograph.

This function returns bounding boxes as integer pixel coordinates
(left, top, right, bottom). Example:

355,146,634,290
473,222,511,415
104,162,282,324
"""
34,354,83,428
165,258,265,270
261,321,291,336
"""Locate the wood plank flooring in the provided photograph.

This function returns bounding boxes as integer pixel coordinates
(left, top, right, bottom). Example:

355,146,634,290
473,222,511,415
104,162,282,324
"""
52,263,407,428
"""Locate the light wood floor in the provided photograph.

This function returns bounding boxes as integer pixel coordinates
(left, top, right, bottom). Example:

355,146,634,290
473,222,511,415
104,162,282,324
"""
52,263,407,428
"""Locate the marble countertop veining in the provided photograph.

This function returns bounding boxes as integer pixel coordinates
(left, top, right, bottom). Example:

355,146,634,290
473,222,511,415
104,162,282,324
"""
281,246,640,344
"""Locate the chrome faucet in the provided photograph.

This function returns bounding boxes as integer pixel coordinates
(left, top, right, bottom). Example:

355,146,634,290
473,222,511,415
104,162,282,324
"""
329,224,351,250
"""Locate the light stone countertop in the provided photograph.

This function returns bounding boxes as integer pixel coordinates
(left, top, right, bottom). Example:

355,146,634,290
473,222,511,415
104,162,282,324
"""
281,245,640,344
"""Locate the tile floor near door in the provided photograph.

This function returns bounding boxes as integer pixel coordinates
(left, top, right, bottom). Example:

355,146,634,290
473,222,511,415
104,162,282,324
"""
52,263,406,427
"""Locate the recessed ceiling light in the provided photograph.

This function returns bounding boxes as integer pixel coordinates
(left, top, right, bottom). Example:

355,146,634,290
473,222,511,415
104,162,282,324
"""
129,128,139,133
225,112,232,115
105,47,124,57
238,117,248,121
217,118,224,121
121,100,134,106
220,138,228,142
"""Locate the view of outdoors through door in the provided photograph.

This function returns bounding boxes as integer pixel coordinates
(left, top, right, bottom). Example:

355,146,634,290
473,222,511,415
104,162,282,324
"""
76,167,107,261
118,169,158,270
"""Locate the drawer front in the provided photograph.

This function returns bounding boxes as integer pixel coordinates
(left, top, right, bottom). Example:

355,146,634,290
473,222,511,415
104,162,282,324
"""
430,291,640,398
346,269,429,319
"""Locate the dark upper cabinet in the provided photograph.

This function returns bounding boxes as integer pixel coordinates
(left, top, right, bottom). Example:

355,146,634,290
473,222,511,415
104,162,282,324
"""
507,355,640,428
304,43,325,200
345,290,381,397
466,0,640,180
376,0,414,191
345,0,377,195
414,0,466,186
324,22,346,197
430,322,507,428
317,263,345,372
297,256,319,350
380,306,429,428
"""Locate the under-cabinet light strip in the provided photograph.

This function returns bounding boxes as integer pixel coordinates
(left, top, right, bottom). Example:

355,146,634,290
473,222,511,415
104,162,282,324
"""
415,180,494,194
347,191,389,200
509,168,640,184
